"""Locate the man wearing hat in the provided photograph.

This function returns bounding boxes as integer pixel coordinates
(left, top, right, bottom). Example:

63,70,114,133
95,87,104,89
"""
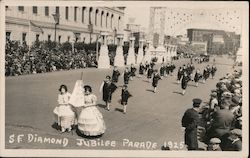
220,129,242,151
207,138,222,151
181,98,202,150
206,101,234,141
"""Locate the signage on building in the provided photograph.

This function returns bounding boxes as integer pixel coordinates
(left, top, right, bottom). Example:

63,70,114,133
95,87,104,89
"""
191,41,207,54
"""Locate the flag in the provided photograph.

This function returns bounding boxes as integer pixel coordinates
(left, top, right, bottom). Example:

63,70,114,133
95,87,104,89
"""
68,80,85,107
30,21,44,34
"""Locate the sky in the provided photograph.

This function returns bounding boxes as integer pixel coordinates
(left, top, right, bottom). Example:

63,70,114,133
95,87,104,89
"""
123,2,246,36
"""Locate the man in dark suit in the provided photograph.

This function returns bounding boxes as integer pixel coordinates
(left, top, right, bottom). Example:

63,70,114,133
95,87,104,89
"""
181,98,202,150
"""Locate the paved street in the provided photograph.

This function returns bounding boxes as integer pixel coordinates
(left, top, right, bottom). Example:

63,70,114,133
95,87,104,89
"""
5,56,234,150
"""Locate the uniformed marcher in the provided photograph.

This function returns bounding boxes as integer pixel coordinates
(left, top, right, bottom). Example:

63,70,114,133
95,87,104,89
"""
152,70,161,93
100,75,117,111
181,72,191,95
138,62,144,77
181,98,202,150
147,66,154,82
194,69,202,87
130,64,137,80
111,66,120,83
121,84,132,114
170,63,176,76
203,67,209,83
211,65,217,79
159,63,165,78
165,63,171,76
177,67,183,84
123,67,131,85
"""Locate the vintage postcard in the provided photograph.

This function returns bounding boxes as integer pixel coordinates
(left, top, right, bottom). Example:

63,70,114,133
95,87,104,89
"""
0,0,249,157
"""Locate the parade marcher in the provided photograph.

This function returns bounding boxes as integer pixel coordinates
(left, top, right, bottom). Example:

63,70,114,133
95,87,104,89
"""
130,64,137,80
194,69,202,87
159,63,165,79
144,61,150,74
111,66,120,83
53,84,75,133
207,138,222,151
165,63,171,76
177,67,183,84
150,60,155,69
121,84,132,114
170,63,176,76
211,65,217,79
100,75,117,111
181,72,191,95
203,67,209,83
123,67,131,85
181,98,202,150
147,66,154,82
78,85,106,136
138,62,145,77
152,70,161,93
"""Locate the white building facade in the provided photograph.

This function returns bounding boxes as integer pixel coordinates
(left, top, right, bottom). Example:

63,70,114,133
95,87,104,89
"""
5,6,125,44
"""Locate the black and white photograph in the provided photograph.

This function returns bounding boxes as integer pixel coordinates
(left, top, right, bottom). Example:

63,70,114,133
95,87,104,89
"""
0,0,249,157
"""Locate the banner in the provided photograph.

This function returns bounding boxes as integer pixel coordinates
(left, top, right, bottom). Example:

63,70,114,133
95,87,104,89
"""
30,21,44,34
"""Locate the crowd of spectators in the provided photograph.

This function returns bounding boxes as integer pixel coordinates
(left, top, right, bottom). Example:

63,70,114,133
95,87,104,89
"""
5,40,98,76
197,68,243,151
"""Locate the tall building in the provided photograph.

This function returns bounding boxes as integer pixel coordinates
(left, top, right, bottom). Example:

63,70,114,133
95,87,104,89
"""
5,6,125,44
187,28,240,54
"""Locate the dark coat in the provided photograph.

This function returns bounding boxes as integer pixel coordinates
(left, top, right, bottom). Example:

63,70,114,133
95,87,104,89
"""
147,68,154,78
182,108,200,150
152,74,161,87
121,89,132,105
211,66,217,76
124,71,131,84
160,66,165,76
102,82,117,102
130,67,137,77
194,72,202,82
112,70,120,83
165,65,171,74
177,69,183,80
170,64,176,73
181,75,190,89
139,64,144,74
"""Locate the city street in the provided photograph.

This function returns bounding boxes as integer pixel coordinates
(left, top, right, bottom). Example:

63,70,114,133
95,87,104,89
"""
5,56,234,150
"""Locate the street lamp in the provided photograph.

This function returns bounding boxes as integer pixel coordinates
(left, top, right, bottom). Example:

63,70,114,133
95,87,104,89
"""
52,13,60,42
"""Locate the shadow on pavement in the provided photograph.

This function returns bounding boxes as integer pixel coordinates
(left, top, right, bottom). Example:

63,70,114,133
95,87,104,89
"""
114,108,123,113
146,89,155,93
97,104,106,109
173,91,183,95
76,128,103,139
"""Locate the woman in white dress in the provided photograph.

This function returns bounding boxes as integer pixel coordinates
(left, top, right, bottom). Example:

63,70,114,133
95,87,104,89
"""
78,85,106,136
53,85,75,133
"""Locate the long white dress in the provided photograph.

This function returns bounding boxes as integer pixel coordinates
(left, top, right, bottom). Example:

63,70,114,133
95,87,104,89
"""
78,94,106,136
53,92,75,130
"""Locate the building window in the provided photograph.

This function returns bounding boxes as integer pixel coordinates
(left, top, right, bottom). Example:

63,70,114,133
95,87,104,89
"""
65,7,69,20
67,36,70,42
89,7,93,24
36,34,40,41
101,11,104,27
45,6,49,16
5,6,9,10
58,36,61,43
74,7,77,21
33,6,38,14
95,9,99,26
111,14,114,29
48,35,51,41
6,32,11,41
118,16,121,30
82,7,85,23
106,13,109,28
18,6,24,11
56,6,59,14
22,33,27,43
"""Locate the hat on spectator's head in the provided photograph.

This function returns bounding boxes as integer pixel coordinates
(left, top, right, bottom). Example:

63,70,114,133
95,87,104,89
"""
232,96,241,105
192,98,202,107
210,138,221,144
230,129,242,137
235,84,241,88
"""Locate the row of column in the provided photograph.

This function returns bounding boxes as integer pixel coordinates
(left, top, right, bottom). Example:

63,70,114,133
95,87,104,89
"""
97,32,177,69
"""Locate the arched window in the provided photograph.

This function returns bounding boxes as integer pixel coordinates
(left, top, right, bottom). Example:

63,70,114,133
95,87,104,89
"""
101,11,104,27
118,16,121,30
82,7,86,23
111,14,114,29
95,9,99,26
106,12,109,28
89,7,93,24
